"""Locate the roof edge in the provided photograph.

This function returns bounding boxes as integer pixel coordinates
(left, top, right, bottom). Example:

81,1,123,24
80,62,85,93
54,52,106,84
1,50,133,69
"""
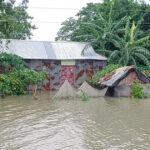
2,39,90,44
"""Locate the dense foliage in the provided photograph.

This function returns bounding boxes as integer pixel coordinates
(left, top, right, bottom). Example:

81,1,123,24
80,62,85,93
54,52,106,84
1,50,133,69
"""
56,0,150,68
56,0,150,41
0,52,25,73
0,0,36,39
108,20,150,67
0,69,46,97
0,53,46,98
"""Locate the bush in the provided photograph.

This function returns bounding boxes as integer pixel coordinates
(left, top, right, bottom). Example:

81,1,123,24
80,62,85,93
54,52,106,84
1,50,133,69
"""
0,53,25,73
137,66,150,72
131,82,147,99
0,53,47,98
0,68,46,97
9,68,46,85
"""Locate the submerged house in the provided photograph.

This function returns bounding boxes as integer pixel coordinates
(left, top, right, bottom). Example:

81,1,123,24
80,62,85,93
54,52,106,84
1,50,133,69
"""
99,66,150,97
3,40,107,90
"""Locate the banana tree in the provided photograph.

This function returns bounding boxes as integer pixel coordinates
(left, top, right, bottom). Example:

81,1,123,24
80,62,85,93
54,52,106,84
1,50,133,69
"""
75,2,127,53
108,19,150,68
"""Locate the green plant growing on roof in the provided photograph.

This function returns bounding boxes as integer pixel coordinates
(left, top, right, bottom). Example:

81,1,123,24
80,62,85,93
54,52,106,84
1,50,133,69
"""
89,64,121,89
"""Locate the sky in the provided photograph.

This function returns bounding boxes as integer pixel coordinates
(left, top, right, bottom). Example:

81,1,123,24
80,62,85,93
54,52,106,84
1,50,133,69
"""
27,0,102,41
26,0,150,41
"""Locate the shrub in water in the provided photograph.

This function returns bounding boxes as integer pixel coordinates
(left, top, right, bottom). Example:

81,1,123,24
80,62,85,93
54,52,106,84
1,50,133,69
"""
131,82,147,99
0,69,46,97
0,53,47,98
81,90,89,101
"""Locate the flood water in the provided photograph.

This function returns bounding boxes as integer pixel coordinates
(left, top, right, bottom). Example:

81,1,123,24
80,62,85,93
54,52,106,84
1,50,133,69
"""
0,92,150,150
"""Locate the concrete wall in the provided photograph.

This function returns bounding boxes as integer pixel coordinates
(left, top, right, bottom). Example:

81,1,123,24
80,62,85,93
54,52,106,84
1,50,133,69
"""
114,85,131,97
105,85,131,97
143,84,150,97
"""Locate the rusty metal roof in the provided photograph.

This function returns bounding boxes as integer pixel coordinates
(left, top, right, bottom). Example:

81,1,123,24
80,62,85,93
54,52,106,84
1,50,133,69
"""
100,66,150,87
2,40,107,60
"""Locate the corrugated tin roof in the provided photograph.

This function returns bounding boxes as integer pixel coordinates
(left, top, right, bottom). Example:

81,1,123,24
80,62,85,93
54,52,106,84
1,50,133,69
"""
2,40,107,60
100,66,150,87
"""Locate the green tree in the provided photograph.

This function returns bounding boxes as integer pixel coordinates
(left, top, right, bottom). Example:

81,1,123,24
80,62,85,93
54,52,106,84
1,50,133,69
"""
56,0,150,68
56,3,100,41
56,17,78,41
108,19,150,67
56,0,150,42
0,0,36,39
73,2,127,54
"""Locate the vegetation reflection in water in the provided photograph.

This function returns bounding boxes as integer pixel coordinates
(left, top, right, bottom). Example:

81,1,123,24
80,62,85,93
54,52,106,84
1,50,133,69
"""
0,92,150,150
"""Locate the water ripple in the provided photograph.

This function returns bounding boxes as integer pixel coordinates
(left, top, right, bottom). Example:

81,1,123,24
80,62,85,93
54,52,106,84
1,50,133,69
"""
0,93,150,150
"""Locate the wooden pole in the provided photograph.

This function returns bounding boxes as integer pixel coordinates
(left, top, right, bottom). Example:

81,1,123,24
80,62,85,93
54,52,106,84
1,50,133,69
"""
32,84,38,100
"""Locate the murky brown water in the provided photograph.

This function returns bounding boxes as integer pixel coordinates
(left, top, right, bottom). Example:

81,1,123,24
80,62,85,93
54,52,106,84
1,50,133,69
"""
0,92,150,150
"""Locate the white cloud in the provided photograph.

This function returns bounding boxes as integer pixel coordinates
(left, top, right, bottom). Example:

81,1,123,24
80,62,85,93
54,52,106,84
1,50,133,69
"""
27,0,150,41
28,0,102,41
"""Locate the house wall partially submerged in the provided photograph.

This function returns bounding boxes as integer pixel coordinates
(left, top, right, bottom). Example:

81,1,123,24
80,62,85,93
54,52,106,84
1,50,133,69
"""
106,85,131,97
25,59,106,90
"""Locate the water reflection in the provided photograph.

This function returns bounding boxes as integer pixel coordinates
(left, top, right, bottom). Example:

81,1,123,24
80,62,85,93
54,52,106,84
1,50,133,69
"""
0,92,150,150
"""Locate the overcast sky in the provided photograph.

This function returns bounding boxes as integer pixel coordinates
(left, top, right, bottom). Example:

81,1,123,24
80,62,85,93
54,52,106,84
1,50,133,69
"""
26,0,150,41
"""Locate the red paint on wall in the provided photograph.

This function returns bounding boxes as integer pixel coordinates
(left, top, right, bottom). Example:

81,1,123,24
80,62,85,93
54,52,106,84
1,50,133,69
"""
24,59,105,90
43,83,50,90
75,70,84,81
61,66,75,86
43,60,61,90
75,60,98,88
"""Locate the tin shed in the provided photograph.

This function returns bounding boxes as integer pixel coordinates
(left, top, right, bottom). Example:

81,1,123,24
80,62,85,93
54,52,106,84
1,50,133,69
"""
99,66,150,97
3,40,107,90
